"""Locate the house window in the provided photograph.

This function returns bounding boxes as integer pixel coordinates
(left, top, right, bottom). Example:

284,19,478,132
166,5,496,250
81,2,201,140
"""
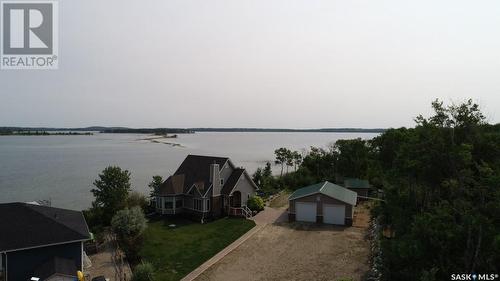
206,199,210,211
194,199,202,211
164,198,173,210
176,198,183,208
220,178,224,185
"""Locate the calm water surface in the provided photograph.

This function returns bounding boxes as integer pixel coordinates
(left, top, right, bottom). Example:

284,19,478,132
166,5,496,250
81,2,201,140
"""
0,132,377,210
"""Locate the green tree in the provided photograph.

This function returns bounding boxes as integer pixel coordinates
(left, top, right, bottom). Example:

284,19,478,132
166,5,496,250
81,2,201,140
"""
91,166,132,225
126,191,149,211
148,175,163,198
331,138,370,178
111,206,148,263
292,151,302,172
263,162,273,178
252,168,263,186
274,148,289,177
371,99,500,280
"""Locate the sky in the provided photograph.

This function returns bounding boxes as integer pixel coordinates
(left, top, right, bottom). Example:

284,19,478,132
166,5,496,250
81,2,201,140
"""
1,0,500,128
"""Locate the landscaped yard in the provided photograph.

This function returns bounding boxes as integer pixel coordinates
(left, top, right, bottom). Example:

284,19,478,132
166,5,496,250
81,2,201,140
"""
140,217,255,281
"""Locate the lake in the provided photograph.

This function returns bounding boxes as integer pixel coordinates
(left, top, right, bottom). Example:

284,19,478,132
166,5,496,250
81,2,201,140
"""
0,132,378,210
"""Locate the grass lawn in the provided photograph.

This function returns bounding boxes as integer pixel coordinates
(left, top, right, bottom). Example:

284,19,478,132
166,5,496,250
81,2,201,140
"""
140,217,255,281
268,190,291,208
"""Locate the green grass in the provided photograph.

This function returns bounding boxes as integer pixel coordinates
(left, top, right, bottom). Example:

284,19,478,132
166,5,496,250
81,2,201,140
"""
269,190,292,208
140,217,255,281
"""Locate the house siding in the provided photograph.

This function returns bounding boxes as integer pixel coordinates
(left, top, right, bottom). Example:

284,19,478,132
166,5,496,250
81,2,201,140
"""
232,174,256,206
348,188,369,199
6,242,82,281
219,163,234,185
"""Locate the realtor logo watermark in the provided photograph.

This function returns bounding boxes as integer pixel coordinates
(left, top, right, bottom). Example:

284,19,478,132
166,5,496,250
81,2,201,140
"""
1,0,58,69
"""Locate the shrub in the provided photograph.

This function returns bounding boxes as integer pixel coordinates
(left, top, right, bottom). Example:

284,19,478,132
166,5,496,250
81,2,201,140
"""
111,206,148,264
111,206,147,239
247,196,264,211
126,191,149,211
132,262,155,281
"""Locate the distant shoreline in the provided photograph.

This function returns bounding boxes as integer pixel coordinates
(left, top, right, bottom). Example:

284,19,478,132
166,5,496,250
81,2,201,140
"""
0,131,93,136
0,126,386,134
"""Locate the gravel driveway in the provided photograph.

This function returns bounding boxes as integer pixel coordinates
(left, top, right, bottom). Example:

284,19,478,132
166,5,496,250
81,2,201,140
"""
195,222,369,281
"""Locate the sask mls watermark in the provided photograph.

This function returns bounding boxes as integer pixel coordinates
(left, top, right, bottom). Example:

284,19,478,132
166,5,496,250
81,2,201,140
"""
1,0,58,69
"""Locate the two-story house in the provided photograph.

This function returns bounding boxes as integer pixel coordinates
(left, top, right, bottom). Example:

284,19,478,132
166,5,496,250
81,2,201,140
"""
155,155,259,219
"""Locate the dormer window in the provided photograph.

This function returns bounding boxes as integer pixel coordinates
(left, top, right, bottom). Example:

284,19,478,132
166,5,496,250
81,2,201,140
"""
220,178,224,185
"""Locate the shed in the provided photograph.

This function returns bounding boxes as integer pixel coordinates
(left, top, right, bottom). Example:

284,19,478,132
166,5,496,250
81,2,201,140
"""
343,178,371,199
288,181,357,226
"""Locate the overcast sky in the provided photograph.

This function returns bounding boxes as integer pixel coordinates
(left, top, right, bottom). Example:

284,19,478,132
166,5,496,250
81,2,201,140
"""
1,0,500,128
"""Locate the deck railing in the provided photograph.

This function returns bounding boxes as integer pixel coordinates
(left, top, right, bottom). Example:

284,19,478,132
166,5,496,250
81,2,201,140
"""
229,206,252,219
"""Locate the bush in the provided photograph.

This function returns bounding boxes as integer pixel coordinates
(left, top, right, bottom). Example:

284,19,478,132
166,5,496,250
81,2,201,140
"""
111,206,148,265
111,206,147,239
132,262,155,281
126,191,149,211
247,196,264,211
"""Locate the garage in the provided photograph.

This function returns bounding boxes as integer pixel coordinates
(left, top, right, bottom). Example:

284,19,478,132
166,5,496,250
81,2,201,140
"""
295,202,317,222
323,204,345,225
288,181,357,226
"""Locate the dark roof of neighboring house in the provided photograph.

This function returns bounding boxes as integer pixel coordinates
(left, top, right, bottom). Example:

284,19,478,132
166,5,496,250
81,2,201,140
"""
34,257,77,280
343,178,370,189
160,155,229,195
288,181,357,205
221,168,245,195
0,203,91,252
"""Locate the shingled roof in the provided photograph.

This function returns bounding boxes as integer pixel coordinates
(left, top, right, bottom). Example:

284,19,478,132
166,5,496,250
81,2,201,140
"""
159,155,229,195
0,203,91,252
221,168,245,195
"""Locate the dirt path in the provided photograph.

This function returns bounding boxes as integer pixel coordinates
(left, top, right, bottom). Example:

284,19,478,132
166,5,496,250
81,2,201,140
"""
88,235,132,281
195,223,369,281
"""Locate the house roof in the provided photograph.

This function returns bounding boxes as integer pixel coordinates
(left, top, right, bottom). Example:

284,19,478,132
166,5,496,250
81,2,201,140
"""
344,178,370,189
343,178,370,189
289,181,357,205
174,155,228,193
34,257,77,280
158,174,185,195
221,168,245,195
0,203,91,252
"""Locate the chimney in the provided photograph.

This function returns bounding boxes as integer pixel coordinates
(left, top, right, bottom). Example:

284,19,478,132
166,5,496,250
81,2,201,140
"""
210,163,221,196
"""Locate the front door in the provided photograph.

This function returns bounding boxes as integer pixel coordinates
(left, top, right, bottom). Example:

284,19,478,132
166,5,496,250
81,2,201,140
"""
231,191,242,208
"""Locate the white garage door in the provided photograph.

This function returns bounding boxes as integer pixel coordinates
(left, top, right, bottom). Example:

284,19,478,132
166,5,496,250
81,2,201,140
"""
295,202,317,222
323,204,345,225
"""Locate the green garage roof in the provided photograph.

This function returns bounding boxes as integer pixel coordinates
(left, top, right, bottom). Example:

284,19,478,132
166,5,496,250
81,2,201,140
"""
288,181,357,206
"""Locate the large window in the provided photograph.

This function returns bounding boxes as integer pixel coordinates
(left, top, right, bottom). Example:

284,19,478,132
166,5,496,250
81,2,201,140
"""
194,199,202,211
176,198,183,208
164,198,173,210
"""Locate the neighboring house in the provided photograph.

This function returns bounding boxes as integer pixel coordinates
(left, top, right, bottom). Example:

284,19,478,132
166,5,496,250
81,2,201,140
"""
288,181,357,226
155,155,259,219
343,178,371,199
0,203,91,281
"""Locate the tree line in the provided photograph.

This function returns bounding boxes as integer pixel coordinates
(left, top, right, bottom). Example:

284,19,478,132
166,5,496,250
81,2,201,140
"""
253,99,500,280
